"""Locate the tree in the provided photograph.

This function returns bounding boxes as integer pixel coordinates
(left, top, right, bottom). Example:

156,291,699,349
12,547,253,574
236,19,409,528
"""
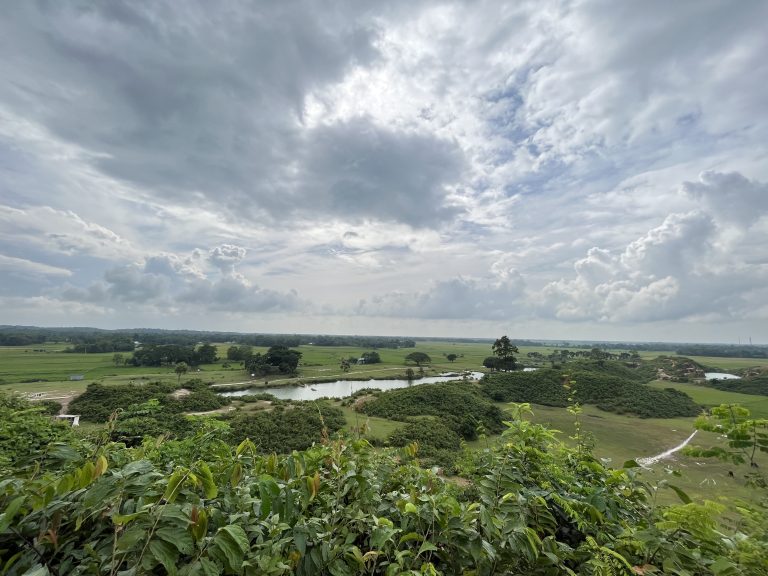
112,352,124,367
483,356,502,371
195,343,218,364
174,361,188,384
446,353,458,362
361,351,381,364
492,335,518,371
340,358,350,372
405,352,431,366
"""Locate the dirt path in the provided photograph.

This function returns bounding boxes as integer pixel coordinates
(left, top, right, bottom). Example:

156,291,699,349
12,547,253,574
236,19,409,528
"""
637,430,698,467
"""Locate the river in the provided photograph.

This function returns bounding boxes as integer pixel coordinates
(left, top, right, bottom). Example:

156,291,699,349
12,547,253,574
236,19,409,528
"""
219,371,485,400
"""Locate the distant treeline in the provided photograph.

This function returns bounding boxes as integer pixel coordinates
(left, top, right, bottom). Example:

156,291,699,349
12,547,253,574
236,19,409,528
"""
673,345,768,358
0,326,414,350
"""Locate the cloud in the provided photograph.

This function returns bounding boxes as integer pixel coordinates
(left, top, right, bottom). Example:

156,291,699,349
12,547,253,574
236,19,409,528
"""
0,254,72,278
58,248,305,315
681,171,768,226
537,196,768,323
357,271,526,320
208,244,247,274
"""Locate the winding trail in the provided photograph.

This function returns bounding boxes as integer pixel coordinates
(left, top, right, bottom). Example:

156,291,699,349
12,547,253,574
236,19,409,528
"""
636,430,698,467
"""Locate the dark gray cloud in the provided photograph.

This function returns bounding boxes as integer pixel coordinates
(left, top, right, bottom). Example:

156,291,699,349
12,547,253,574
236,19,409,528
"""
0,0,462,227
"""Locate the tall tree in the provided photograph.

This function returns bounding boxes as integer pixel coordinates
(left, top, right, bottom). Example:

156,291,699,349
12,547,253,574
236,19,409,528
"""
492,335,518,371
174,361,189,384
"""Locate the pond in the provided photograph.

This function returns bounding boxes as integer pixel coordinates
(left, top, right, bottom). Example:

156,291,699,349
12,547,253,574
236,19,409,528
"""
219,371,485,401
704,372,741,380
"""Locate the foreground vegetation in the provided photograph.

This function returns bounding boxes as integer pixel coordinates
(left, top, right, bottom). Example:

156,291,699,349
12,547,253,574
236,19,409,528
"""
2,390,768,575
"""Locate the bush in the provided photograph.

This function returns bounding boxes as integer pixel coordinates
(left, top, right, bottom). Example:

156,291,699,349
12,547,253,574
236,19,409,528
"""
359,381,504,439
482,367,701,418
227,402,345,453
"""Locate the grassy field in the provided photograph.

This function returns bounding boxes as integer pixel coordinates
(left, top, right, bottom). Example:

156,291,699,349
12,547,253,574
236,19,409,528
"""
520,403,762,503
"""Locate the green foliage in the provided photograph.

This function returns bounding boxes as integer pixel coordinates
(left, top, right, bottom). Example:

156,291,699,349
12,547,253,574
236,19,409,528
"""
68,380,228,423
686,403,768,472
705,374,768,396
359,381,504,439
388,419,462,451
0,393,72,470
361,351,381,364
226,403,346,453
404,351,431,366
483,367,701,418
491,335,518,370
0,398,763,575
245,345,302,376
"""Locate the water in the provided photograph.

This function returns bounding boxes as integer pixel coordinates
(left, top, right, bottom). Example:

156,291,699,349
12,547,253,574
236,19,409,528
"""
523,367,538,372
220,372,485,400
704,372,741,380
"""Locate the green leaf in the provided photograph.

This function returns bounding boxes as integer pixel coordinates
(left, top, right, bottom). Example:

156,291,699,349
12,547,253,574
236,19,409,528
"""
157,526,194,555
417,541,438,556
667,484,692,504
20,564,50,576
0,496,24,530
404,502,418,514
399,532,424,545
164,470,186,503
220,524,249,553
196,462,218,499
212,525,249,572
711,556,737,576
112,510,147,526
149,539,179,576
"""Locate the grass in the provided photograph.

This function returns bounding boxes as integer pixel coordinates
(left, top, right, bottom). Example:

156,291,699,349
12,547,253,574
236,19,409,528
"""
519,403,762,503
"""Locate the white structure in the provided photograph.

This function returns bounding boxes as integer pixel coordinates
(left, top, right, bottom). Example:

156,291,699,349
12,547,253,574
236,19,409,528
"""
57,414,81,426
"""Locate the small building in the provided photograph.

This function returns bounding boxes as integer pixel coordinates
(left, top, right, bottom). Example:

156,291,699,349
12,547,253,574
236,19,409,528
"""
69,374,84,381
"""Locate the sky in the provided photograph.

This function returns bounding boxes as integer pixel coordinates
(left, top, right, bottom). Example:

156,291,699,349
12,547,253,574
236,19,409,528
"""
1,1,767,343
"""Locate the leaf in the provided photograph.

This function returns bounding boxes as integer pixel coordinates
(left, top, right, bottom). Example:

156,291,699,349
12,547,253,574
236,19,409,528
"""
111,510,147,526
417,541,438,556
94,455,109,478
230,462,243,487
711,556,737,576
164,470,186,503
190,508,209,542
294,531,307,555
196,462,218,499
399,532,424,545
667,484,692,504
0,496,24,530
20,564,50,576
157,526,194,555
220,524,249,553
149,539,179,576
404,502,418,514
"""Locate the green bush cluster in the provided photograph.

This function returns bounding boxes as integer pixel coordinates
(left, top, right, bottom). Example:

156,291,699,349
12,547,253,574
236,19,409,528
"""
225,402,346,453
482,367,701,418
706,374,768,396
68,379,229,423
359,381,504,439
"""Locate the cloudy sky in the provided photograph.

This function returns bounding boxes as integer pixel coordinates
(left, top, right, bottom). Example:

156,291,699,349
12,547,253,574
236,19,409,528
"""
1,1,767,343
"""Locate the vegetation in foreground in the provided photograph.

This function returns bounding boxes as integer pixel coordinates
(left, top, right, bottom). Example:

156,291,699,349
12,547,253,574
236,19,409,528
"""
2,391,768,575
